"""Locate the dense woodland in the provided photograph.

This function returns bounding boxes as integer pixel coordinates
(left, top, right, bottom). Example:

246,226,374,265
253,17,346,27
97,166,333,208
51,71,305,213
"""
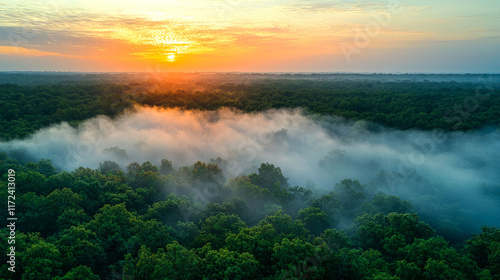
0,74,499,279
1,155,499,279
1,75,499,140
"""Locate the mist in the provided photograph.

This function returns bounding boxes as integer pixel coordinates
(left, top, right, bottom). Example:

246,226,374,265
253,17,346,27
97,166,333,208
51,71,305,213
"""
1,106,499,235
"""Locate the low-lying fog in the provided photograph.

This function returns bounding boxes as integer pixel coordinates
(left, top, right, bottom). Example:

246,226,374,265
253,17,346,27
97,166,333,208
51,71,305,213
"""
1,106,499,235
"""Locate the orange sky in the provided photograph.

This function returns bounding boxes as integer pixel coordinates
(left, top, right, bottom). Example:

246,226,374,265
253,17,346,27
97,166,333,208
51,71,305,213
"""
0,0,499,72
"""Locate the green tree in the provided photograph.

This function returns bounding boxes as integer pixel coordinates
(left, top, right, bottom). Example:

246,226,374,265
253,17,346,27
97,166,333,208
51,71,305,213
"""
141,198,186,225
17,192,49,233
160,158,174,175
249,162,289,191
52,226,105,271
325,248,369,280
46,188,84,216
71,167,106,185
226,211,309,276
98,160,121,174
355,212,435,256
194,213,246,249
172,221,199,247
333,179,367,216
124,243,201,280
126,162,142,177
46,172,75,194
466,226,500,274
22,242,63,280
71,179,103,214
124,219,174,253
37,159,58,176
199,246,260,280
57,266,100,280
16,171,47,195
201,197,249,221
192,161,225,184
225,224,277,276
320,229,351,251
362,192,413,215
85,203,138,264
272,238,327,280
56,209,91,230
309,192,342,227
258,210,309,240
298,207,330,235
397,237,478,280
226,176,271,201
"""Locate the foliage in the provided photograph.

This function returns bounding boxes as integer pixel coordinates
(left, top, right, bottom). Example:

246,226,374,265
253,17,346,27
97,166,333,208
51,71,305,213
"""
1,74,499,279
466,227,500,278
2,75,499,141
0,155,497,279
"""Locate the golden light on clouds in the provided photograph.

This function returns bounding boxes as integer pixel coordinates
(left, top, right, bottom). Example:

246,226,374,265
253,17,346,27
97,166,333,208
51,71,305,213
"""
90,16,224,64
0,46,79,57
144,30,195,61
0,0,499,72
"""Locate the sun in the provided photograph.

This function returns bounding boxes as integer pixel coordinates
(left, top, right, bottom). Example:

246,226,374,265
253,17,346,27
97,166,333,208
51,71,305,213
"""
166,53,176,62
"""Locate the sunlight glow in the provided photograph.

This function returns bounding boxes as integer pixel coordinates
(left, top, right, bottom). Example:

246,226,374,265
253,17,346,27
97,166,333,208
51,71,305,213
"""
166,53,176,62
0,0,499,72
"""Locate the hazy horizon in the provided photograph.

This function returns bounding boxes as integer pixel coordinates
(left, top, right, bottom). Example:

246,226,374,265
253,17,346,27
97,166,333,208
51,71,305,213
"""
2,71,500,74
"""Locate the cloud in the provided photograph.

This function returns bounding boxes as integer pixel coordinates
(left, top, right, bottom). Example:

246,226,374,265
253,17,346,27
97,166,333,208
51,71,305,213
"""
0,45,80,57
286,0,389,13
0,3,298,62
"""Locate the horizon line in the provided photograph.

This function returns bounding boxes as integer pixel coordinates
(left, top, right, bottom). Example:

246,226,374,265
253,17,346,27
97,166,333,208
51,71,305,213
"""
1,71,500,75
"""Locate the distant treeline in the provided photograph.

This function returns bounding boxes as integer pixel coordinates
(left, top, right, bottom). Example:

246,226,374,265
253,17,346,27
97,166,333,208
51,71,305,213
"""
1,78,499,140
1,155,499,279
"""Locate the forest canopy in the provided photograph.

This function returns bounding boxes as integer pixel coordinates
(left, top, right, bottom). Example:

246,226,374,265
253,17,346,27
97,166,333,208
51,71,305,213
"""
1,73,499,279
1,155,499,280
0,73,499,140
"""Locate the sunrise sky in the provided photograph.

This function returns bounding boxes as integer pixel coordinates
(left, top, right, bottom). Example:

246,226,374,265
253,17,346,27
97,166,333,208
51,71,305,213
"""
0,0,499,72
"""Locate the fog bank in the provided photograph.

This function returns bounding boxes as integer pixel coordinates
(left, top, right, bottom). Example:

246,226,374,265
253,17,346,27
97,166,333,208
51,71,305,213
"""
1,106,499,232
